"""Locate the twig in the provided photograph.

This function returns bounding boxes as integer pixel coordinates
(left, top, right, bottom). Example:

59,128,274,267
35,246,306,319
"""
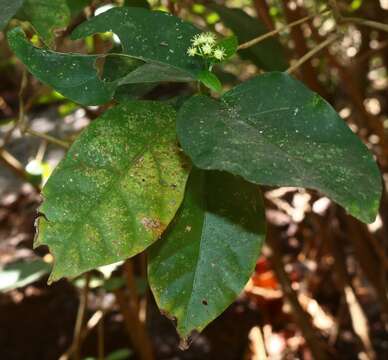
73,273,91,360
286,34,340,74
344,17,388,33
281,1,329,97
59,309,106,360
238,9,331,50
0,148,40,191
1,69,29,148
24,128,70,149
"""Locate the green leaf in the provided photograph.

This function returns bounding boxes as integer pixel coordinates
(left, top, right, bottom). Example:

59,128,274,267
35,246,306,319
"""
102,51,143,82
118,63,194,85
71,7,204,78
148,168,266,338
102,53,156,100
113,83,156,101
19,0,71,45
124,0,150,8
8,8,205,105
0,0,25,30
209,4,287,71
177,72,382,224
8,27,115,105
197,70,222,93
0,259,51,292
36,101,190,282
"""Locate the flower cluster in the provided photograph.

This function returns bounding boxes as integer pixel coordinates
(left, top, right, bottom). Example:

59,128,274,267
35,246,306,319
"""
187,32,226,61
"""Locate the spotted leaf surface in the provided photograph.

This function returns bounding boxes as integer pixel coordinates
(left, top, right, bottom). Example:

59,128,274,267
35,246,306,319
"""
71,7,204,78
148,169,266,338
8,28,115,105
36,101,190,282
177,72,381,224
8,8,205,105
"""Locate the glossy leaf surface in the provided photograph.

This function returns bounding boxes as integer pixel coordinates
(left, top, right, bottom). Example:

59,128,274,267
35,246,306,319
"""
197,70,222,93
8,28,115,105
177,72,381,223
36,101,190,281
8,7,205,105
71,7,204,78
149,169,266,337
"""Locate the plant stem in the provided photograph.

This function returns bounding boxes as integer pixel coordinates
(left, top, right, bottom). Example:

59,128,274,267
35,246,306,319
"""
115,287,155,360
237,9,331,50
286,34,340,74
344,17,388,33
73,273,91,360
25,128,70,149
59,309,106,360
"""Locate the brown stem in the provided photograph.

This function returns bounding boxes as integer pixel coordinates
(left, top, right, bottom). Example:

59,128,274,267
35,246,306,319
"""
73,273,91,360
114,288,154,360
266,227,329,360
287,34,340,74
124,259,141,313
238,10,331,51
114,259,154,360
0,148,40,191
253,0,274,30
24,128,70,149
344,17,388,33
59,309,106,360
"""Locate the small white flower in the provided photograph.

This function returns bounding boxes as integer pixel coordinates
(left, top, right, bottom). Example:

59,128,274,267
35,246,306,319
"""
187,46,197,56
201,43,213,55
191,34,203,46
191,32,217,46
213,47,226,60
201,32,216,44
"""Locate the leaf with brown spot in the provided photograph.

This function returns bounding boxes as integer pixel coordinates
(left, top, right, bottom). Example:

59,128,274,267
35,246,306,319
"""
36,101,190,282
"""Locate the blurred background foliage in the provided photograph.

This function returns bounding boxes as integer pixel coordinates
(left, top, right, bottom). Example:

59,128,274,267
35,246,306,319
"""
1,0,388,359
